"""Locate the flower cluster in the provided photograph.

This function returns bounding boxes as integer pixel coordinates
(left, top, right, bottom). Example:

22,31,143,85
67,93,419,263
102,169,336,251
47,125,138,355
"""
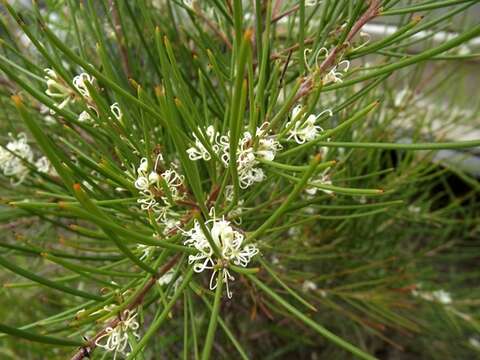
303,47,350,84
44,68,74,111
44,69,94,111
95,309,140,360
323,58,350,84
286,105,332,144
0,133,56,185
44,68,122,125
305,168,334,196
158,268,183,294
186,125,221,161
187,122,281,189
134,154,184,227
181,210,258,298
412,286,452,305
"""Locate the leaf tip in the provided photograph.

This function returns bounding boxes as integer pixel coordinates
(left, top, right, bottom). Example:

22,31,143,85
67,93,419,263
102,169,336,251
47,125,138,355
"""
11,94,22,107
244,28,254,42
413,15,424,23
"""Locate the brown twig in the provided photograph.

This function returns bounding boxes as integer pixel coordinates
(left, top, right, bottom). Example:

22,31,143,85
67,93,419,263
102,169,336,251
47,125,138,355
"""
292,0,382,104
319,0,382,73
272,0,283,20
195,7,232,49
109,0,132,78
271,4,299,24
270,37,315,61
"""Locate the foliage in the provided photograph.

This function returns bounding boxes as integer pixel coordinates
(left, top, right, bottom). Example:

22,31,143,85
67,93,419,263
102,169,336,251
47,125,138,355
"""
0,0,479,359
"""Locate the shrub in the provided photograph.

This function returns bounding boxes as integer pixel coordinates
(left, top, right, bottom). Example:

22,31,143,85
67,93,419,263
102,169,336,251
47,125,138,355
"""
0,1,479,359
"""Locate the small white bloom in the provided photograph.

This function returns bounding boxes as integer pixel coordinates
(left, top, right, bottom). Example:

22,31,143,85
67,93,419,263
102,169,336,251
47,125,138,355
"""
39,104,56,125
288,227,301,237
412,286,452,305
0,133,34,185
186,125,220,161
78,110,92,122
432,289,452,304
394,87,411,107
158,268,183,293
137,244,154,260
72,73,95,98
235,131,265,189
188,122,278,190
469,337,480,349
181,211,258,298
110,103,123,121
302,280,317,292
324,60,350,84
255,123,282,161
44,68,72,111
95,309,140,359
183,0,194,8
158,268,176,286
35,156,57,176
134,154,184,222
305,168,333,196
286,107,332,144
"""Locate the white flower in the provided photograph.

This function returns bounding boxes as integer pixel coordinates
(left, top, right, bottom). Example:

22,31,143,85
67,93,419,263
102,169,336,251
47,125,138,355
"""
137,157,150,174
412,286,453,305
35,156,57,176
324,60,350,84
288,227,301,236
134,154,184,222
234,130,273,189
183,0,194,8
39,104,56,125
137,244,154,260
302,280,317,292
158,268,175,286
305,168,333,196
95,309,140,360
286,107,332,144
181,211,258,298
44,68,72,111
255,123,282,161
158,268,183,292
110,103,123,121
188,122,279,189
187,125,220,161
306,0,323,6
432,290,452,304
72,73,95,98
0,133,34,185
394,87,411,107
78,110,92,122
469,337,480,349
159,168,184,204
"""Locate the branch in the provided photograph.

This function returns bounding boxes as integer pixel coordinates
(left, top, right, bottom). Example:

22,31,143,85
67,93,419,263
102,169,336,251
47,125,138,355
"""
319,0,381,73
69,254,181,360
294,0,382,103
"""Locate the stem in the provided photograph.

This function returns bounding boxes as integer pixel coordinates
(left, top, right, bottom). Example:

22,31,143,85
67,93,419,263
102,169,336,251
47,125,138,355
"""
201,271,224,360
